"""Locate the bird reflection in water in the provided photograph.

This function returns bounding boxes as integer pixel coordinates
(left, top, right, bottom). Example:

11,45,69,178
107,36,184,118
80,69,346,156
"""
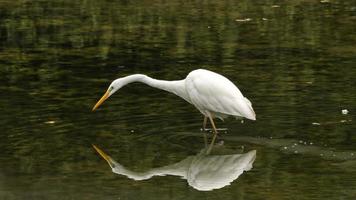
93,145,256,191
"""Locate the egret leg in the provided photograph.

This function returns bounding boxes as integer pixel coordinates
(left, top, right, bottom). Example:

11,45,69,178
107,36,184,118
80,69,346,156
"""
202,116,208,131
202,116,208,148
206,116,218,154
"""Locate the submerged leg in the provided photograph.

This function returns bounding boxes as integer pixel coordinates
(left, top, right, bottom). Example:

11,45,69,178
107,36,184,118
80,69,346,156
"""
203,132,208,148
202,116,208,148
206,116,218,154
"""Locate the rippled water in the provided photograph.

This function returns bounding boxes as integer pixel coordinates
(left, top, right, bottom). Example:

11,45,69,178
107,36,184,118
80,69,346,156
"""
1,0,355,199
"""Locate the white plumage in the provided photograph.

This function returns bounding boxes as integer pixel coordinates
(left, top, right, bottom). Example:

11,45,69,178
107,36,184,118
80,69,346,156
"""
185,69,255,120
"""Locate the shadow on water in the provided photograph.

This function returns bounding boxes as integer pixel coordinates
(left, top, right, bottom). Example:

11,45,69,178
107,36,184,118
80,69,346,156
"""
93,145,256,191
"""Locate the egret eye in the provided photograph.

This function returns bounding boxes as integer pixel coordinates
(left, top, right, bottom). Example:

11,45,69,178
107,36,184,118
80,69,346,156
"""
109,86,114,91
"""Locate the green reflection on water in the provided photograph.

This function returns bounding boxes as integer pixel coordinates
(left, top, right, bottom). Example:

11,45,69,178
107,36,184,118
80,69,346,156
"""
0,0,355,199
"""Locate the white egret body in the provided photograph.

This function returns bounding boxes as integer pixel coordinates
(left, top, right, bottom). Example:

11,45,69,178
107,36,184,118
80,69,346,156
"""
93,69,256,153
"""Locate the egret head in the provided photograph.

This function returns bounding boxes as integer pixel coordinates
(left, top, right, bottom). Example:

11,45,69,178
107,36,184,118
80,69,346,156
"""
92,79,122,111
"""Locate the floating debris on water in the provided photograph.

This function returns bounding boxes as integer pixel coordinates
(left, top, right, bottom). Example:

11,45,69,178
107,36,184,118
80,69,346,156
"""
45,121,56,124
294,150,298,154
311,119,351,126
235,18,252,22
342,109,349,115
320,0,330,3
283,146,288,150
130,130,135,133
262,18,268,21
298,140,313,145
271,5,280,8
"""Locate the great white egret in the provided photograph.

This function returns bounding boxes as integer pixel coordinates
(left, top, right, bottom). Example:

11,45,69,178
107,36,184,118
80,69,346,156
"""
92,69,256,153
92,145,256,191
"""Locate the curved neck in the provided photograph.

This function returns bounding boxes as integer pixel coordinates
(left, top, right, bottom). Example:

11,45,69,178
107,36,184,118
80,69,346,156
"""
118,74,191,103
112,164,155,181
111,156,193,180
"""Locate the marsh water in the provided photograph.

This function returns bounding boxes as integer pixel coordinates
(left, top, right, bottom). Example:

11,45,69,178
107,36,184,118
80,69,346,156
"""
1,0,356,199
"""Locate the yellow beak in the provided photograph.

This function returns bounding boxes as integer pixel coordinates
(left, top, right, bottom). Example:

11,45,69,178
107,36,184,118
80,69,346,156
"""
92,144,115,168
92,90,110,111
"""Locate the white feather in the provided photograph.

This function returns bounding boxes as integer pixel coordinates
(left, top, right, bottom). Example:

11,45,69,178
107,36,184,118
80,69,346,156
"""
185,69,256,120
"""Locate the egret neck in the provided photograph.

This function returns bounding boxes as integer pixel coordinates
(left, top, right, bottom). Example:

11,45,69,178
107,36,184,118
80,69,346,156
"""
117,74,191,103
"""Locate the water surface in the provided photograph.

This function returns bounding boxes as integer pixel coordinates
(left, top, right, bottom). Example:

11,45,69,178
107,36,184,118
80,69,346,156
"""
0,0,355,199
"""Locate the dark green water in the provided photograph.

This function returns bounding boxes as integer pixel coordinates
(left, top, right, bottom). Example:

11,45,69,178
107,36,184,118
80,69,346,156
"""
1,0,356,199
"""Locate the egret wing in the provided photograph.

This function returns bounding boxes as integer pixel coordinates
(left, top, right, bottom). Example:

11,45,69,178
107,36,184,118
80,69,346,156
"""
186,69,255,120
